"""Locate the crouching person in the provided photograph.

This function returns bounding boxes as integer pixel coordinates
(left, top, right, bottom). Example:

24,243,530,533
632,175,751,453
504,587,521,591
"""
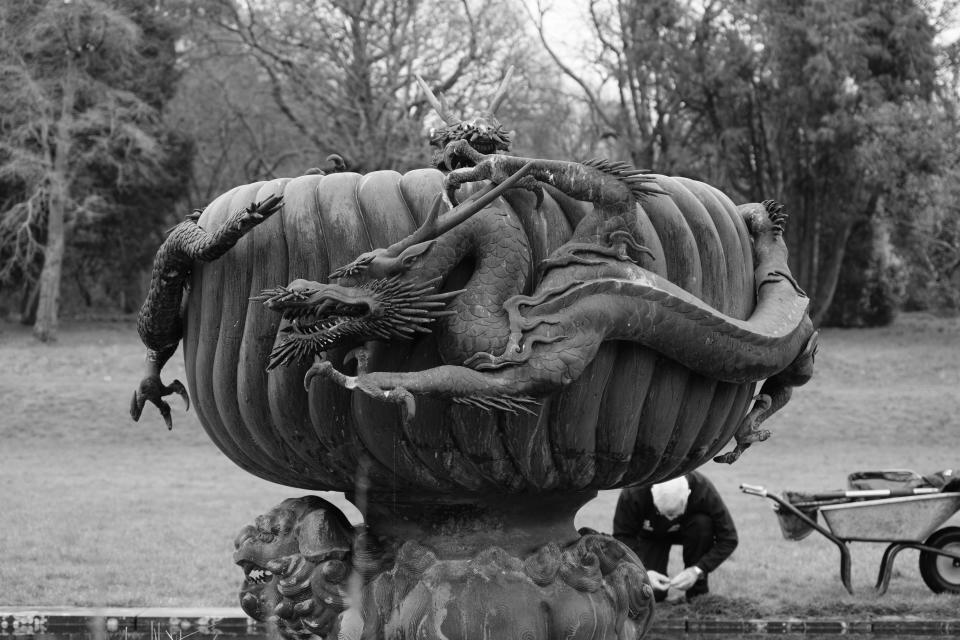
613,472,738,601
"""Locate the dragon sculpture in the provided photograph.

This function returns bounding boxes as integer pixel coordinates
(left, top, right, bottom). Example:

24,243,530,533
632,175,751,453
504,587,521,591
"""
130,70,518,431
132,72,816,464
129,71,819,640
259,142,817,463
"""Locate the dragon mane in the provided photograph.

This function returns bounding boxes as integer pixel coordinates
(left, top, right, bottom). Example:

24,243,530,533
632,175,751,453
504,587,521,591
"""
580,158,664,202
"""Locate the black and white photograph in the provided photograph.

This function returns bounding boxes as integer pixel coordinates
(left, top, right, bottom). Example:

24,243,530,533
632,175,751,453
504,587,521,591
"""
1,1,958,639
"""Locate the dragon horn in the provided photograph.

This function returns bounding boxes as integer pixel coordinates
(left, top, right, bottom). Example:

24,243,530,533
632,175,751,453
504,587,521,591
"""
385,162,536,256
383,194,446,255
416,74,458,125
488,66,514,114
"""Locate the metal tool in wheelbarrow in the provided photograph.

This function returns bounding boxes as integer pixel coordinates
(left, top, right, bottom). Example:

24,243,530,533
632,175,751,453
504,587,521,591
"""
741,470,960,595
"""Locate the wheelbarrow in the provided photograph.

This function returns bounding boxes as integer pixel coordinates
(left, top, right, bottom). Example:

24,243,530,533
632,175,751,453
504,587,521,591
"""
741,472,960,595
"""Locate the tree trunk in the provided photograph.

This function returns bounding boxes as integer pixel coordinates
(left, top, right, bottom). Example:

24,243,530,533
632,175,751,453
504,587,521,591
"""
786,193,819,313
19,281,39,325
33,64,76,342
810,220,855,327
32,222,64,341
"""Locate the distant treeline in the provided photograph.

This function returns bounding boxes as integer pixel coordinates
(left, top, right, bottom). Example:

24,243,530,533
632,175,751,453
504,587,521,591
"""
1,0,958,339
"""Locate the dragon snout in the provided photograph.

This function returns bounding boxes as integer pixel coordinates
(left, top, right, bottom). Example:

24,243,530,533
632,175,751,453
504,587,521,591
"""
264,286,378,370
257,282,369,319
263,275,462,370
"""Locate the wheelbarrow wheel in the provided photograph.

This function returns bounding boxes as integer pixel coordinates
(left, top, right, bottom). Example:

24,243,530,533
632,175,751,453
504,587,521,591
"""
919,526,960,594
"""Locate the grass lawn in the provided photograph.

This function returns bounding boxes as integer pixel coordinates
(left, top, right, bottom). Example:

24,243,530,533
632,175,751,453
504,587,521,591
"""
1,312,959,620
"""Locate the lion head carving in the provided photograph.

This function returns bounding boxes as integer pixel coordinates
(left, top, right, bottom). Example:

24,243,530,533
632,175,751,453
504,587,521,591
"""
234,496,354,638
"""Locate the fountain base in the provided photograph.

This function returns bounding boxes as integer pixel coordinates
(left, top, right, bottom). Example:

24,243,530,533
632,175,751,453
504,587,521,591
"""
234,493,654,639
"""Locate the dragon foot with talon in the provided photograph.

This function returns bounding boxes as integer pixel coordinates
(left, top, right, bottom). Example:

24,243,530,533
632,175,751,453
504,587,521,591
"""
305,357,419,424
133,193,284,429
713,331,819,464
130,374,189,430
712,394,773,464
442,140,544,207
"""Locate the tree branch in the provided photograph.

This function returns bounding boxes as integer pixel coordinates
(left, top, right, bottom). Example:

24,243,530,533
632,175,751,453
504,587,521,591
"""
524,0,618,134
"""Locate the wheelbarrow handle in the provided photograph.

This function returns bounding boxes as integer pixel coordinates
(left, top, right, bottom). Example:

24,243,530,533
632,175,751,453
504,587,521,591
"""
809,487,940,500
739,481,855,595
740,483,768,497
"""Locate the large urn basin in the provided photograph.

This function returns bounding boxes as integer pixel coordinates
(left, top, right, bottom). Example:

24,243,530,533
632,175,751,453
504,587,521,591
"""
180,167,758,495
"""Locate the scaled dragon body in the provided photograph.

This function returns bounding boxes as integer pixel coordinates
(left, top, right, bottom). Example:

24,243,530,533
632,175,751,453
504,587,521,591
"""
132,67,817,462
261,144,818,462
265,195,532,371
128,73,820,640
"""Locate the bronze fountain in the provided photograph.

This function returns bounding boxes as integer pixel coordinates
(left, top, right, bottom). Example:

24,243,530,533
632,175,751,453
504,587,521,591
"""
132,75,816,639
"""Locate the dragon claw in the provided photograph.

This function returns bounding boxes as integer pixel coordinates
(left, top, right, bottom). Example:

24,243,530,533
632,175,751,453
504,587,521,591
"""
169,379,190,411
237,194,284,231
304,357,337,390
442,139,484,171
533,185,544,209
515,176,544,207
130,376,190,430
157,398,173,430
713,450,742,465
713,393,775,464
385,386,417,426
129,390,142,421
255,193,285,215
350,375,417,425
445,184,461,207
441,140,542,208
761,199,788,232
343,347,370,374
304,359,418,425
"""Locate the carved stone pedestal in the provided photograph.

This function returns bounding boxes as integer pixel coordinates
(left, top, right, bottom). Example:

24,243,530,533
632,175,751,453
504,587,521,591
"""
234,493,654,640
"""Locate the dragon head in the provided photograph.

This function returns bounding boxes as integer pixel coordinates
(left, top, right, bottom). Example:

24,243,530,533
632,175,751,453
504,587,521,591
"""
418,67,514,169
260,168,534,368
260,274,460,369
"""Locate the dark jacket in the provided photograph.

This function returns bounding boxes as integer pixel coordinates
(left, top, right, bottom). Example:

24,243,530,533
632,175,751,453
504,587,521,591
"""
613,471,738,574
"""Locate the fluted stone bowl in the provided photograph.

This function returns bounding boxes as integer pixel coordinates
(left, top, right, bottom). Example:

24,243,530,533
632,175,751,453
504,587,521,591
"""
181,168,757,495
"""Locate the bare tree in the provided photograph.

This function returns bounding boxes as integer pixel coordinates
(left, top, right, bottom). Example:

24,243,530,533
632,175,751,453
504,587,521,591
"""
0,0,170,339
526,0,721,170
168,0,541,202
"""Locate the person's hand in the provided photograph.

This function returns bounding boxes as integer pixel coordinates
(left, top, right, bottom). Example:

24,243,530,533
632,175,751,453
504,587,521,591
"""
669,566,703,591
645,570,671,591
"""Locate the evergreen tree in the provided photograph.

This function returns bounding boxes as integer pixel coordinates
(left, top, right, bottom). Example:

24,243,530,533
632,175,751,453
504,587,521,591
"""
534,0,949,324
0,0,191,335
